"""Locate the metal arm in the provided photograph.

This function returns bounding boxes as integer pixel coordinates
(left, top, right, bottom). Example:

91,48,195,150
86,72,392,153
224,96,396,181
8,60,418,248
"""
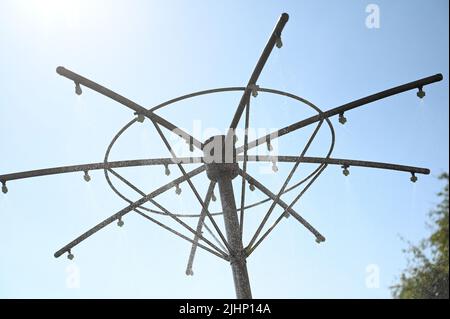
246,120,324,249
0,157,203,183
107,168,227,257
238,169,325,244
0,155,429,185
185,181,217,276
250,155,430,175
236,74,443,154
56,66,204,150
53,165,206,258
136,209,227,261
227,13,289,132
152,122,232,253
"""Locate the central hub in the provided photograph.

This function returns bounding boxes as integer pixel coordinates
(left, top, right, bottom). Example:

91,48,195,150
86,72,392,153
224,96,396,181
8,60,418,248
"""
203,135,239,181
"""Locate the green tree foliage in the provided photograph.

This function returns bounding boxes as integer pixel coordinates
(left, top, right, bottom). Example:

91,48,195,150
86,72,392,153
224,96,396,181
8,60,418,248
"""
392,173,449,299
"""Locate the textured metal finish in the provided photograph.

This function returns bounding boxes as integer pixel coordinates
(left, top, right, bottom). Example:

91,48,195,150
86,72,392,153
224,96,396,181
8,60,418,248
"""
0,11,442,300
53,166,206,258
247,120,325,250
186,181,217,276
203,134,252,297
56,66,204,151
239,99,251,236
228,13,289,132
136,209,227,260
235,74,443,154
152,124,231,253
0,155,429,192
238,169,325,245
107,168,227,257
217,176,252,299
0,158,199,182
254,156,431,175
204,135,239,181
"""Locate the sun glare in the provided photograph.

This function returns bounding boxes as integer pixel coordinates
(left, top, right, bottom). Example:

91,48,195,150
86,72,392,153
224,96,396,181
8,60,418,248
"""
18,0,81,29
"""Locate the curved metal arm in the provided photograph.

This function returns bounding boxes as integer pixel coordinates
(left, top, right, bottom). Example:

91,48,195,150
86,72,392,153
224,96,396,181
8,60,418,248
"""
236,74,443,154
56,66,204,150
0,155,429,185
53,166,206,258
253,156,430,175
0,157,203,183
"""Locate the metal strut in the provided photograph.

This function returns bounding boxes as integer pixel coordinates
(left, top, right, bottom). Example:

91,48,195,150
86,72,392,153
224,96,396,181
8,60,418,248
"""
0,11,443,301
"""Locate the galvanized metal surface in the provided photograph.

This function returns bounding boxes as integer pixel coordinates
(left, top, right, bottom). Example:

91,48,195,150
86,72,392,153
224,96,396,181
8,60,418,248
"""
0,12,443,300
217,176,252,299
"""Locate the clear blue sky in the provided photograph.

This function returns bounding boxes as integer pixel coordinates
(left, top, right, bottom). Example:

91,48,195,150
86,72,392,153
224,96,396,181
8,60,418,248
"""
0,0,448,298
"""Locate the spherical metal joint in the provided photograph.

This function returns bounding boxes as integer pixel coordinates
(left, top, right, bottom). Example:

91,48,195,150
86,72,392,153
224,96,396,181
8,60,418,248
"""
204,135,239,181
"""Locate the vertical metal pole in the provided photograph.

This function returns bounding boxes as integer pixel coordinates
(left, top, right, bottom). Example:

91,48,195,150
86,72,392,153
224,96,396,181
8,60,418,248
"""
217,176,252,299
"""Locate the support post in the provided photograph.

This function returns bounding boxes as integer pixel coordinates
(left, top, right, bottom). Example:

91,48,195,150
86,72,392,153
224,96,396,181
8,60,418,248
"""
204,135,252,299
217,176,252,299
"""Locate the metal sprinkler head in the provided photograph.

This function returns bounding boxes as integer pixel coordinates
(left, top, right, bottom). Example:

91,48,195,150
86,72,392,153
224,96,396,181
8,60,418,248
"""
410,173,418,183
1,13,440,300
342,165,350,176
266,139,273,152
417,87,426,99
67,251,74,260
83,171,91,182
1,182,8,194
211,191,217,202
249,84,259,97
136,113,145,123
117,218,124,227
164,164,170,176
272,161,278,172
275,35,283,48
75,82,82,95
339,113,347,125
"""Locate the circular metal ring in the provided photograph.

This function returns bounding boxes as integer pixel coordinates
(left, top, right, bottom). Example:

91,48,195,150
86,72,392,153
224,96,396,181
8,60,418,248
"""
104,87,335,217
